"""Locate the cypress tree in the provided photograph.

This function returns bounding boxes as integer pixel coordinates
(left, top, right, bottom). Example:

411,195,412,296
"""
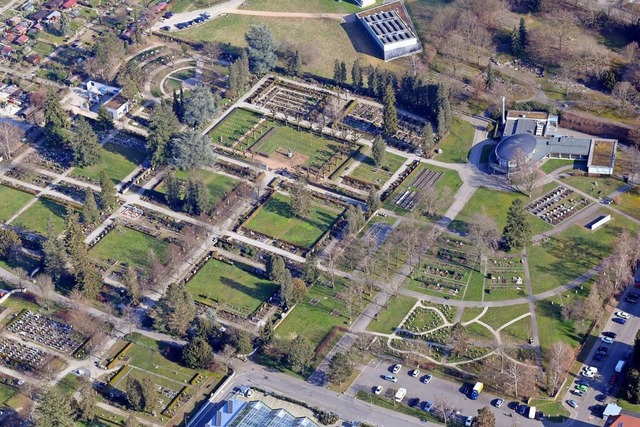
99,171,117,212
82,187,99,224
340,61,348,84
485,63,495,89
333,59,342,84
351,59,363,92
518,18,528,48
502,199,531,251
382,84,398,137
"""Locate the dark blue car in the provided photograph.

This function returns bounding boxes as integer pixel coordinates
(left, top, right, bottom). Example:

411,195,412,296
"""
612,317,627,325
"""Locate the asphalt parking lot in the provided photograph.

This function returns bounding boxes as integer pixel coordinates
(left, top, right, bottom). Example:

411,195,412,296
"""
351,358,541,426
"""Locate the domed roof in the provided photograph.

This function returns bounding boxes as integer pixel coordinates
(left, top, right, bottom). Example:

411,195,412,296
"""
495,133,537,161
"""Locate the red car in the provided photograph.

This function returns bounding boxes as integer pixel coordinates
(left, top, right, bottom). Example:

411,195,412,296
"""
609,374,618,385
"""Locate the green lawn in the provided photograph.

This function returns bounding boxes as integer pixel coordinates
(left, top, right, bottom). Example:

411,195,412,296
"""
276,278,360,348
348,150,406,186
540,159,584,174
435,118,475,163
208,108,263,149
367,294,417,334
240,0,374,13
384,163,463,216
158,169,238,207
72,142,147,184
178,14,402,79
480,304,530,330
535,291,590,352
0,382,17,404
528,214,638,294
461,307,485,323
561,175,625,199
186,258,278,316
244,192,342,248
500,315,532,343
463,270,484,301
254,121,353,171
90,227,168,269
451,184,557,236
13,198,68,235
0,185,33,222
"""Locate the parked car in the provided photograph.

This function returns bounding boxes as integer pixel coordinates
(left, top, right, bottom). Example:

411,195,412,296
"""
383,375,397,382
597,346,609,354
613,317,627,325
494,399,504,408
572,389,586,397
616,311,631,319
582,370,595,378
422,374,432,384
374,386,382,395
465,416,473,427
584,366,598,374
602,336,615,344
422,401,433,412
609,374,618,385
576,379,590,386
161,26,170,31
625,297,638,304
411,369,420,378
593,354,605,362
518,405,527,416
392,364,402,374
576,384,589,391
567,400,579,408
603,331,617,339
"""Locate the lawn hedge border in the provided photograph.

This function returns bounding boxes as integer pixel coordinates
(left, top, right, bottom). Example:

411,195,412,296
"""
106,342,133,370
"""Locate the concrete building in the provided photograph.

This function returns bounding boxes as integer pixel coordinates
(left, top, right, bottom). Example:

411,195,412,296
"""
489,110,618,176
355,1,421,61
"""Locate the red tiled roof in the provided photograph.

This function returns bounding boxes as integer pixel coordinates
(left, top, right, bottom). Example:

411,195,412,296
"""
610,414,640,427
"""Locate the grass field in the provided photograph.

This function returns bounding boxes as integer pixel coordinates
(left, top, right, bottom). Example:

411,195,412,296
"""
348,150,406,185
384,163,463,216
72,142,146,184
178,15,403,78
208,108,263,149
562,175,625,199
186,258,278,315
244,192,342,248
451,184,557,236
158,169,238,207
435,118,475,163
276,278,359,348
240,0,375,13
461,307,485,323
481,304,530,330
528,214,638,294
367,294,417,334
13,198,68,235
90,227,168,269
540,159,583,174
0,185,33,222
0,382,16,404
254,121,349,170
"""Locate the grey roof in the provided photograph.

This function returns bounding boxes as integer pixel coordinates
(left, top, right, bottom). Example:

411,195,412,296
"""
546,136,592,157
495,133,537,161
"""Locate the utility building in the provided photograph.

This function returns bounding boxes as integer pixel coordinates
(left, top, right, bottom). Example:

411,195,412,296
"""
356,1,422,61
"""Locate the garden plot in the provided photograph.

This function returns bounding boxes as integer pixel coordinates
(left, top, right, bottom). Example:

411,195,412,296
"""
391,168,442,211
248,78,328,120
250,120,356,174
342,102,426,146
8,311,85,354
483,256,526,300
401,307,445,333
208,108,264,151
526,186,590,226
406,247,478,299
0,337,53,370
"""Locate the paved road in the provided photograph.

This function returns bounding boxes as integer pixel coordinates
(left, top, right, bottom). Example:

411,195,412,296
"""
151,0,245,31
560,286,640,425
351,358,540,427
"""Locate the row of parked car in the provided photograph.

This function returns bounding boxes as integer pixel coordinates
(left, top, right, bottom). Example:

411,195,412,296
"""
173,12,211,30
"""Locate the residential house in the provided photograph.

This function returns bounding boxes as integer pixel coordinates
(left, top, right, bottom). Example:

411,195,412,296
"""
43,0,64,8
104,94,129,119
12,25,28,35
44,10,61,23
28,10,50,23
61,0,76,8
14,35,29,46
25,53,40,64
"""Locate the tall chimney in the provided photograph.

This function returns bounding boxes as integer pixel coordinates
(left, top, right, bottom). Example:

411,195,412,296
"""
501,96,506,125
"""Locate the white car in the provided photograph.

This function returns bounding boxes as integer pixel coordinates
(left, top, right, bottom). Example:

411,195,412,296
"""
582,370,595,378
616,311,631,319
465,416,473,427
392,364,402,374
374,385,383,395
602,336,614,344
584,366,598,374
411,369,420,378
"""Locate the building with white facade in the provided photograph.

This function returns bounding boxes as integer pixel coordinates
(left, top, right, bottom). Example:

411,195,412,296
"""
84,80,130,120
355,1,421,61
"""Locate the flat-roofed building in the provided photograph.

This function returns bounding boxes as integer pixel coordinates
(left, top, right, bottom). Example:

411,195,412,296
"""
356,1,421,61
355,0,376,6
489,110,618,176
